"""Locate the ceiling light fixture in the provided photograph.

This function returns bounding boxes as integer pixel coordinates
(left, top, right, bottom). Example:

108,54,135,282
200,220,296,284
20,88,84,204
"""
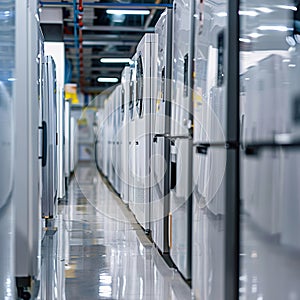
97,77,119,83
106,9,150,15
258,25,292,32
100,58,133,64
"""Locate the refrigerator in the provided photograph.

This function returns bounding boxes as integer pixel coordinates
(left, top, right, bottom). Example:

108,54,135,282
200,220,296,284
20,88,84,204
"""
113,85,122,194
108,92,115,186
120,67,131,204
14,0,41,296
128,59,137,214
151,8,173,254
70,116,78,173
169,0,194,280
0,0,15,297
192,0,229,298
42,55,58,219
95,108,104,172
133,33,158,231
64,99,71,185
57,87,65,200
0,82,14,297
102,97,109,177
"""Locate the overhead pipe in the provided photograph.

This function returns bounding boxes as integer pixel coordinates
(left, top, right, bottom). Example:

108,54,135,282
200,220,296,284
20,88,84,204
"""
64,34,142,41
73,0,80,83
64,40,137,46
144,0,162,29
78,0,85,94
40,1,172,9
81,25,155,32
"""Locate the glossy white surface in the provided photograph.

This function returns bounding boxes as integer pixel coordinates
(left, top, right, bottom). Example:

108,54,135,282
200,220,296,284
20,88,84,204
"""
169,0,194,280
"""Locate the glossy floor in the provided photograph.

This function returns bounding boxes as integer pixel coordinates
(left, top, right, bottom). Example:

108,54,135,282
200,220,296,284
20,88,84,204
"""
38,162,192,300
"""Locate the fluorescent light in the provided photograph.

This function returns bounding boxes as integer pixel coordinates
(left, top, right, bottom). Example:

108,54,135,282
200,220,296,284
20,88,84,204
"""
255,7,273,13
239,38,251,43
258,25,292,32
106,9,150,15
100,58,133,64
215,12,227,17
277,5,297,11
97,77,118,83
248,32,263,39
239,10,259,17
7,78,16,82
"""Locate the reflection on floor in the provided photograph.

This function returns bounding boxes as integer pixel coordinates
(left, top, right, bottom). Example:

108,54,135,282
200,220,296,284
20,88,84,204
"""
39,162,192,300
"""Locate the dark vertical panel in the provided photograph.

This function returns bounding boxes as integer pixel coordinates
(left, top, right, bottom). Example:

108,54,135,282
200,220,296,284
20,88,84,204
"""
225,0,240,299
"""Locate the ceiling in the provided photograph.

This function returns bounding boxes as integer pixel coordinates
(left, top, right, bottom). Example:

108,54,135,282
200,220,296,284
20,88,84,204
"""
39,0,172,95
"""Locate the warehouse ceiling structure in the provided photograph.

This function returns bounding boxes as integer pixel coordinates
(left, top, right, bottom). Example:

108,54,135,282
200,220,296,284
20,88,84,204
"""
39,0,172,95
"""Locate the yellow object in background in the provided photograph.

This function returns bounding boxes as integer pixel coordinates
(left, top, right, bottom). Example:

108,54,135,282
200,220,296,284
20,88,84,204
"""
65,83,79,104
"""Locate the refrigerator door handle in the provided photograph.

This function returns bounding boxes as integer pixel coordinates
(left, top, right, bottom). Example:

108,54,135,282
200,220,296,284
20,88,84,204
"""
39,121,47,167
240,114,245,150
217,30,225,87
170,158,177,190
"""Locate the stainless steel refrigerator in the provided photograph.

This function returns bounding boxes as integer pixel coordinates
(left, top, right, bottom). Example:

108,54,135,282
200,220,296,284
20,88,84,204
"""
133,33,158,231
152,8,173,254
169,0,194,280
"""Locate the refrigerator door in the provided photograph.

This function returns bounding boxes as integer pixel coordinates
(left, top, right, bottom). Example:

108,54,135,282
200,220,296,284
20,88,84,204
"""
128,61,137,214
0,78,14,297
102,98,108,177
111,89,116,189
42,55,57,219
64,99,70,181
14,0,41,287
113,85,122,194
240,1,300,299
41,57,50,219
57,87,65,199
192,0,229,298
152,9,173,254
169,0,194,280
70,116,78,173
120,67,131,204
134,34,158,231
106,95,112,184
